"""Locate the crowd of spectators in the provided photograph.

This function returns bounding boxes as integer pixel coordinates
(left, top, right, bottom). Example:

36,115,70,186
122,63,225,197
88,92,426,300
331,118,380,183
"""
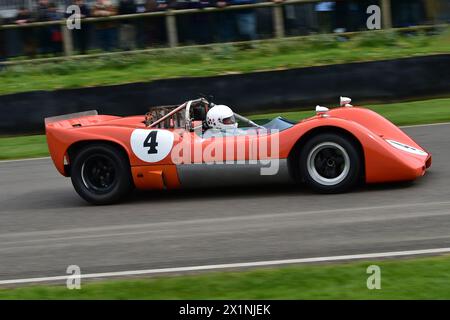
0,15,5,64
0,0,435,59
1,0,263,57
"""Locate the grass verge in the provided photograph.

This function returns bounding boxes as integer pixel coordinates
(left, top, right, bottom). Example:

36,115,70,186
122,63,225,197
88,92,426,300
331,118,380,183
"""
0,255,449,299
0,135,49,160
0,97,449,160
0,28,449,96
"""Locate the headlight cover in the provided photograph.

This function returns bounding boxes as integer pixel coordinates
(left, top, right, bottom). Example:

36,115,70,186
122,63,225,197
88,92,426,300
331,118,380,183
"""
385,139,428,156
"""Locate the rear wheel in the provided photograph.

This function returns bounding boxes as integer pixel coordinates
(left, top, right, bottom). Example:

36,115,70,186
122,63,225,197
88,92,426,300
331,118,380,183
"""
298,133,362,193
70,144,133,205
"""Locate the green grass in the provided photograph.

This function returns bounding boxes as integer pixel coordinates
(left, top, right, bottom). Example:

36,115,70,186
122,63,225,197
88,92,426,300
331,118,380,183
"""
1,97,449,160
0,28,449,96
1,255,450,299
0,135,49,160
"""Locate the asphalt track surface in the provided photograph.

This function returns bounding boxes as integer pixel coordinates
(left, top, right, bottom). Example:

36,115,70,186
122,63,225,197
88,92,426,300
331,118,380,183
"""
1,123,450,281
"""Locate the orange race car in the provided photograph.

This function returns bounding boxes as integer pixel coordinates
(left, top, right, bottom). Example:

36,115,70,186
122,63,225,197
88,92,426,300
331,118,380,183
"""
45,97,432,205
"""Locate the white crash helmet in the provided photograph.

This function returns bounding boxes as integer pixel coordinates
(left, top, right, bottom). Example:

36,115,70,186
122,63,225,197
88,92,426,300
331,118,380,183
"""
206,105,238,130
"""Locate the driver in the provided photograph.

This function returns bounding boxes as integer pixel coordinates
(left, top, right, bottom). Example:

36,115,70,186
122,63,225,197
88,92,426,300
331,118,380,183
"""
203,105,245,138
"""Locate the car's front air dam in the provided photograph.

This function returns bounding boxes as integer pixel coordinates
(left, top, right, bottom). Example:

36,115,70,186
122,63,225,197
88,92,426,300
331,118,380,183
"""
410,156,431,179
425,154,432,169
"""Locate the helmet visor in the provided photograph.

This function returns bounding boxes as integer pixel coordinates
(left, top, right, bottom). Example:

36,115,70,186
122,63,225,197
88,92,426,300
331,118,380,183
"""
222,115,236,125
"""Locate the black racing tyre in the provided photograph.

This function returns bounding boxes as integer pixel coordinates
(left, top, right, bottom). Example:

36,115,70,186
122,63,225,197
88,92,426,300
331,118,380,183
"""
298,133,362,193
70,143,134,205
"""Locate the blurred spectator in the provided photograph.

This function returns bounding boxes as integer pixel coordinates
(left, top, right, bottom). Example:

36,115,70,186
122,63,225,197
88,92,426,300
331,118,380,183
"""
333,0,349,32
92,0,117,51
436,0,450,23
231,0,257,41
0,16,5,65
334,0,379,33
48,2,63,55
15,7,36,58
177,0,212,45
135,0,147,48
118,0,137,50
352,0,373,31
36,0,53,54
392,0,425,27
213,0,235,42
315,1,335,33
142,0,170,46
72,0,91,54
283,3,317,36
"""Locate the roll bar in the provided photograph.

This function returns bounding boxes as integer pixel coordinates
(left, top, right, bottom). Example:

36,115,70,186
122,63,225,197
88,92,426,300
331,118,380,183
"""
148,97,263,130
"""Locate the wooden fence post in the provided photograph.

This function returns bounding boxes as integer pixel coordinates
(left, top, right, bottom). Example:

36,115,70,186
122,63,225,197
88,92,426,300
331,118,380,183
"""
61,23,74,56
381,0,392,29
273,3,285,38
166,10,179,48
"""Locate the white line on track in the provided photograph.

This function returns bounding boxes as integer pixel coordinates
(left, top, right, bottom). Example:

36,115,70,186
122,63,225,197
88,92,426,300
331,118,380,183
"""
1,247,450,285
399,121,450,129
0,156,50,164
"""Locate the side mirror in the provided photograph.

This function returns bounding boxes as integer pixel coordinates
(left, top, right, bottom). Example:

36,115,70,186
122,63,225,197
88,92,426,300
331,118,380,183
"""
340,96,352,107
316,105,329,117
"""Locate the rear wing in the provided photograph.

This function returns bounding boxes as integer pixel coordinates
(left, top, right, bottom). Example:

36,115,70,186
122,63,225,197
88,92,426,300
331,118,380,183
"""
44,110,98,125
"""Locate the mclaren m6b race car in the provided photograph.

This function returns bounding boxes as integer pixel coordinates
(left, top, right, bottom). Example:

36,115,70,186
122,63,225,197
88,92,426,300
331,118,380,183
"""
45,97,432,205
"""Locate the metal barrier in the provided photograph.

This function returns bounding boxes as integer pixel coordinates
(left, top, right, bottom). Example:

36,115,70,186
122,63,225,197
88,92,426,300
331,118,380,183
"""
0,0,442,58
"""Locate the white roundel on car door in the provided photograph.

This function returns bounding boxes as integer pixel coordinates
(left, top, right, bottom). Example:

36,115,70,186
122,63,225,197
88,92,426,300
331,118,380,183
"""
130,129,174,163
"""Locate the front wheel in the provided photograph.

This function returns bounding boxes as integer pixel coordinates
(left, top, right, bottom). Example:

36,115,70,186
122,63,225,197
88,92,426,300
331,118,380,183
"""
298,133,362,193
70,144,134,205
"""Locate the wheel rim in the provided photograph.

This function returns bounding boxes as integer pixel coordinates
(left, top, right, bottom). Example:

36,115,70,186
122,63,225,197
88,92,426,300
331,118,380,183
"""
307,142,350,186
81,154,116,193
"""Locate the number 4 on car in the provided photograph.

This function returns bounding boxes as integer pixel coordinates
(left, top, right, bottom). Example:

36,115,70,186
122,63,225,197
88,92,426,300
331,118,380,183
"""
45,97,432,205
144,131,158,154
